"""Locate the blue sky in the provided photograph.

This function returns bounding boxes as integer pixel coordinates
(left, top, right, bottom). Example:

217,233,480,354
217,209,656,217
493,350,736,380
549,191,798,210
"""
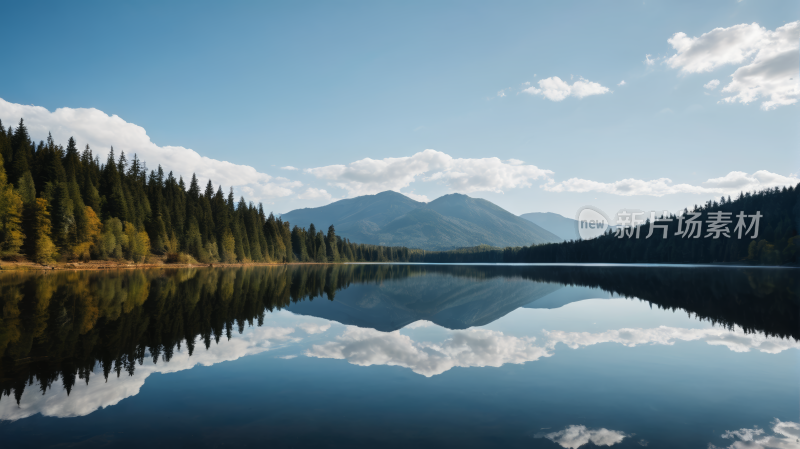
0,0,797,218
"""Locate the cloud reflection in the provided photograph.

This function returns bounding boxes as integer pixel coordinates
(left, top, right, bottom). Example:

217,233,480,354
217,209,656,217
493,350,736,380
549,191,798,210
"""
539,425,628,448
306,323,798,377
544,326,800,354
710,419,800,449
305,326,550,377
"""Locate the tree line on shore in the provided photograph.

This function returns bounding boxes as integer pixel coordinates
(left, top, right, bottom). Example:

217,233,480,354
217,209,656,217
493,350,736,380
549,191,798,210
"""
0,118,418,264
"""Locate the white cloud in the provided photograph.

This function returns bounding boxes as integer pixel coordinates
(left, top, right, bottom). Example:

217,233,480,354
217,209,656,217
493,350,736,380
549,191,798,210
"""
666,21,800,110
296,187,332,201
0,98,300,201
523,77,610,101
705,79,721,90
305,326,551,377
542,425,628,448
542,170,799,197
710,420,800,449
278,355,298,359
402,191,431,203
644,54,657,66
281,166,299,171
305,149,553,197
497,90,506,97
618,80,626,86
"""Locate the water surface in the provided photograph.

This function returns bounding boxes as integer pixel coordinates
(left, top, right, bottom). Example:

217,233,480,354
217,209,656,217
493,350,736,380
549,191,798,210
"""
0,264,797,448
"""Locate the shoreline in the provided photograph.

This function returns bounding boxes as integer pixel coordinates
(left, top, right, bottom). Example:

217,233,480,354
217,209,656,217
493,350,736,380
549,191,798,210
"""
1,259,795,272
0,259,338,272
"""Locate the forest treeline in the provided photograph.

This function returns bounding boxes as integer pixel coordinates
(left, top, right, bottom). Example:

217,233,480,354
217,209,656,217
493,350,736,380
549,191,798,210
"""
0,264,795,402
420,185,800,265
0,118,419,264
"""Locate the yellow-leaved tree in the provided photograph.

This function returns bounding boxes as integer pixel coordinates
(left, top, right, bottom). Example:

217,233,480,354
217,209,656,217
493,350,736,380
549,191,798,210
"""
31,198,58,264
0,153,24,256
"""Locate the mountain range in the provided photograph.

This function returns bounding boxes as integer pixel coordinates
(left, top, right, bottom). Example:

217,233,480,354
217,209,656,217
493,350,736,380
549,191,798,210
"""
281,191,561,250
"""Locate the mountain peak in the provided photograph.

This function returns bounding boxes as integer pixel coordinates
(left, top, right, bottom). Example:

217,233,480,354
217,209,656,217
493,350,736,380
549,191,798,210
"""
375,190,408,197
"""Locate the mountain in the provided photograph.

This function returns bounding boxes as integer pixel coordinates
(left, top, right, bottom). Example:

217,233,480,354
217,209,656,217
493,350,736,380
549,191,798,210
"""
281,191,562,250
519,212,580,241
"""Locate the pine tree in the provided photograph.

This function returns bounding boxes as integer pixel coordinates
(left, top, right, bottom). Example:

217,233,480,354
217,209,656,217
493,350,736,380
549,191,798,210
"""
101,148,128,221
326,225,339,262
50,182,75,250
291,226,309,261
10,119,32,185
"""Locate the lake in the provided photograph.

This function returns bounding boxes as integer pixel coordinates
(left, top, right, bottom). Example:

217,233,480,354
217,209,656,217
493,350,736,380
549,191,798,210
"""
0,264,797,448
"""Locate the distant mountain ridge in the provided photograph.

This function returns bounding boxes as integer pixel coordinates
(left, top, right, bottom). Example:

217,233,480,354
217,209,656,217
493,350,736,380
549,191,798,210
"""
519,212,581,241
281,191,561,250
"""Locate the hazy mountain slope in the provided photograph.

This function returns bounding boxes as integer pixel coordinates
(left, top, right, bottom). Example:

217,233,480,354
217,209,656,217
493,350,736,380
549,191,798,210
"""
520,212,580,241
282,191,562,250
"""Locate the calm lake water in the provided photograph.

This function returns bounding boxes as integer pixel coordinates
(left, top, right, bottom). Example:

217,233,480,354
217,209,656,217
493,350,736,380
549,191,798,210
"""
0,264,797,448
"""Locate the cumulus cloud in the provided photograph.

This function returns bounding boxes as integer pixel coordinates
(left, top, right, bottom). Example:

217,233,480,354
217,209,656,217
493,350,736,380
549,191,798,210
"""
710,419,800,449
305,326,551,377
296,187,332,201
402,191,431,202
0,98,300,201
542,170,799,197
618,80,627,86
666,21,800,110
281,166,299,171
541,425,628,448
704,79,721,90
523,77,610,101
304,149,553,197
0,326,298,421
497,90,506,97
644,54,657,66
